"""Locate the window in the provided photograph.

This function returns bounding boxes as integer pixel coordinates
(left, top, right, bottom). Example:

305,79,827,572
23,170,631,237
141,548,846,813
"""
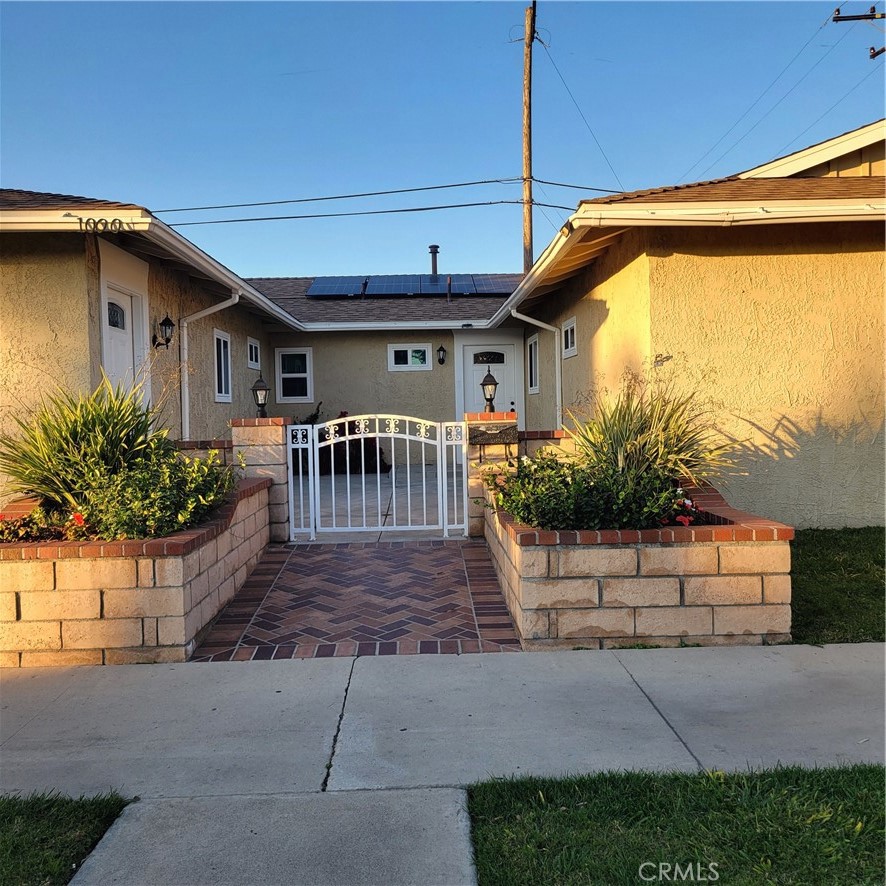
214,330,231,402
562,318,577,359
276,348,313,402
387,343,432,372
247,337,261,370
527,334,540,394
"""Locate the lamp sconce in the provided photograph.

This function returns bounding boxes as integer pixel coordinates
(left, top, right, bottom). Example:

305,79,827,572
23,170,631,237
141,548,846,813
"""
653,353,673,369
437,345,447,365
152,314,176,349
251,375,270,419
480,366,499,413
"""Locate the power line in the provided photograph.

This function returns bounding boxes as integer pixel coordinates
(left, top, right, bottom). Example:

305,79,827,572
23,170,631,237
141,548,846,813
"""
537,40,626,191
695,20,859,180
167,199,576,227
678,9,833,183
533,177,621,193
154,177,522,213
774,58,884,155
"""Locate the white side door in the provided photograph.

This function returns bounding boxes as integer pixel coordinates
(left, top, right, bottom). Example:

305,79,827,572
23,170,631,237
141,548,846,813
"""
102,287,136,388
463,344,518,416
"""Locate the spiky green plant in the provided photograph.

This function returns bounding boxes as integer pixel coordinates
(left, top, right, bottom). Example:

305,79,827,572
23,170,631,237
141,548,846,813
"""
0,376,173,512
565,377,737,485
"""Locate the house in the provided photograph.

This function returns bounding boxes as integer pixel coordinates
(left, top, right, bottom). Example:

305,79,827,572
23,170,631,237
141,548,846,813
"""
491,119,885,528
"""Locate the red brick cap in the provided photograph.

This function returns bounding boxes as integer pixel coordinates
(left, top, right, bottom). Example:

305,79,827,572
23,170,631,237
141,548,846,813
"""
229,417,292,427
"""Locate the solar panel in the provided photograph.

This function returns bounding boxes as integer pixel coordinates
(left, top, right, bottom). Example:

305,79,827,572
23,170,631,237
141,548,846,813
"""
307,277,366,297
419,274,476,294
365,275,422,295
471,274,523,295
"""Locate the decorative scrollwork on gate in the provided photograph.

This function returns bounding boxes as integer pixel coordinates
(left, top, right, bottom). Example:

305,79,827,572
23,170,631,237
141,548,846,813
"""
354,418,370,435
384,418,401,435
325,424,340,441
414,421,431,439
290,428,309,446
445,424,464,443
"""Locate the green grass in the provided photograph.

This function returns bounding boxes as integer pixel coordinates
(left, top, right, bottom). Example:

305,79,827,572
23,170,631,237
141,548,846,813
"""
790,527,884,645
469,765,885,886
0,792,129,886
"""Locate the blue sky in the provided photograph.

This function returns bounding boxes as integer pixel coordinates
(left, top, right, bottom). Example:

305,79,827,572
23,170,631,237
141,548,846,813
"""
2,1,883,277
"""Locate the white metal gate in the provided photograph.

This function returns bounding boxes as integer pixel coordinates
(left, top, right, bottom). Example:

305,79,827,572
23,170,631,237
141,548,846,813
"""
287,414,468,540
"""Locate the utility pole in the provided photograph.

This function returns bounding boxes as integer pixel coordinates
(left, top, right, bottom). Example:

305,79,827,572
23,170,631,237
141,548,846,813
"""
522,0,537,275
832,6,885,58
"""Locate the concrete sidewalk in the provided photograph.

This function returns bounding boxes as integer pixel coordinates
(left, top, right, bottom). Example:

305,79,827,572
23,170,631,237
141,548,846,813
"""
1,644,883,885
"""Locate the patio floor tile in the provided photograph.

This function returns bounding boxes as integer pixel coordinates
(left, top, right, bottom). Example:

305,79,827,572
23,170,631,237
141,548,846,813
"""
193,540,521,660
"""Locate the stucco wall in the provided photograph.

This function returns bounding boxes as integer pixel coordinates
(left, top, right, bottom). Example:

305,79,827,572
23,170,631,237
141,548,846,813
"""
147,266,274,440
266,330,456,424
647,222,885,528
0,233,101,503
522,228,650,429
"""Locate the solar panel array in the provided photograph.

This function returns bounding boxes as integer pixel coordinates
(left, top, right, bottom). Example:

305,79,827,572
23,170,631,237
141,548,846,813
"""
306,274,520,298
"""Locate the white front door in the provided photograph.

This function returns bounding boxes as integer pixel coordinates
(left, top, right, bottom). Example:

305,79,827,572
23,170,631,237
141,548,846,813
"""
463,344,518,416
102,287,136,388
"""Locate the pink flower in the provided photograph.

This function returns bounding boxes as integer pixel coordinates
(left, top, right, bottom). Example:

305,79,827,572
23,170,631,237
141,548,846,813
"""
676,515,693,527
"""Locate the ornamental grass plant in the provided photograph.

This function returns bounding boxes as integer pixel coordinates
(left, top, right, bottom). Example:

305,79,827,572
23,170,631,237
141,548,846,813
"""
0,377,237,541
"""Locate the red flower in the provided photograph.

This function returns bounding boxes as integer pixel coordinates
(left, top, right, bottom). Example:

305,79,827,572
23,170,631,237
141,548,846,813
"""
675,515,693,527
72,513,85,526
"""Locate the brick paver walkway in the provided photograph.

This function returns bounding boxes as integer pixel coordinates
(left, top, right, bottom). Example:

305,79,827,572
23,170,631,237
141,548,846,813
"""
192,540,521,660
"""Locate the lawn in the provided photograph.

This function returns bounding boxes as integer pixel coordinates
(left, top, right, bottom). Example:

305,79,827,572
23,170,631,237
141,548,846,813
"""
790,526,884,645
0,792,128,886
469,765,885,886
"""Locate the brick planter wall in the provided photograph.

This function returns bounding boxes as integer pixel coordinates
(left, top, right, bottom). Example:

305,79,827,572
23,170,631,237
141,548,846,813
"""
0,478,271,667
484,483,794,650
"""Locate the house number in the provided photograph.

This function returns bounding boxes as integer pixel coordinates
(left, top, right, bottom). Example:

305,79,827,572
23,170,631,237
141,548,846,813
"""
78,217,126,233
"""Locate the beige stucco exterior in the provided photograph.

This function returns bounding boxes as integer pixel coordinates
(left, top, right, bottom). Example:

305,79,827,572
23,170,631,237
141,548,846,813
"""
266,330,457,424
516,221,885,528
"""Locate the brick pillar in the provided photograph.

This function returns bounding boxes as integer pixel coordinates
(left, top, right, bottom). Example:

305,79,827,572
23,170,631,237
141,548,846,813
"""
230,418,292,543
465,412,519,538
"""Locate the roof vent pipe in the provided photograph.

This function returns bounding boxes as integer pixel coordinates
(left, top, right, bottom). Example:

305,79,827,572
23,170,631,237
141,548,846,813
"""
429,244,439,276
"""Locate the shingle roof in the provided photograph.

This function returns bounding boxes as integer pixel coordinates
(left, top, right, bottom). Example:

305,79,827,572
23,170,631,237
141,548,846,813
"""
579,176,886,205
0,188,145,211
247,276,518,324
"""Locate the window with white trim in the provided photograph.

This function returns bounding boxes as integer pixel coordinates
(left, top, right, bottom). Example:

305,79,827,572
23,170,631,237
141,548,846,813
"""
214,330,231,402
527,334,540,394
276,347,313,402
247,337,261,370
387,343,432,371
562,317,577,359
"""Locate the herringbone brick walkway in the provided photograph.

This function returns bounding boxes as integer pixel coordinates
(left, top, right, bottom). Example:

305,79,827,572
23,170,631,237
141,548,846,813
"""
192,540,521,660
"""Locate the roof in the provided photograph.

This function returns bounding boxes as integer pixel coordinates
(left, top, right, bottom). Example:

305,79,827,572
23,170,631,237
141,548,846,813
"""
247,276,518,326
0,188,143,211
579,176,886,206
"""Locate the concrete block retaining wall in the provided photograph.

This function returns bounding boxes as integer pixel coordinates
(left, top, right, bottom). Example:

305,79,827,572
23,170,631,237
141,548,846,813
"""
0,478,271,667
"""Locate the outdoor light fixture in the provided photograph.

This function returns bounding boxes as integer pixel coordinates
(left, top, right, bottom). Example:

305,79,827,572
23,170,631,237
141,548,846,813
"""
251,375,270,418
152,314,176,349
437,345,447,365
481,366,499,412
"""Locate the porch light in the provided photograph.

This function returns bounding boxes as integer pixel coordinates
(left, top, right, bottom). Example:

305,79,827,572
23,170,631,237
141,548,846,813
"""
437,345,447,365
152,314,176,349
481,367,498,412
251,375,270,418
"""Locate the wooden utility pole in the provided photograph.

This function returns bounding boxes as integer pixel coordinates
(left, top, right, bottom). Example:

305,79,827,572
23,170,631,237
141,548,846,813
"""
522,0,537,275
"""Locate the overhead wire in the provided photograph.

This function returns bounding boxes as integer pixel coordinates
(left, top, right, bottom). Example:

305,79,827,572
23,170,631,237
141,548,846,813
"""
167,199,576,227
678,8,835,183
537,39,626,191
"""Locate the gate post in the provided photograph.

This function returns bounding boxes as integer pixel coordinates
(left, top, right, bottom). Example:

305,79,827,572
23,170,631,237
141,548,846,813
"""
230,417,292,543
465,412,519,538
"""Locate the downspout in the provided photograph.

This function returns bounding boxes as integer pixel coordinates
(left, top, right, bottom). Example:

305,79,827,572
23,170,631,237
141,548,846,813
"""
179,290,240,441
510,309,563,429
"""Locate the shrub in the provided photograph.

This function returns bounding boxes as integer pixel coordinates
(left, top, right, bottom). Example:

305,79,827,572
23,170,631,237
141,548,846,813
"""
0,376,173,512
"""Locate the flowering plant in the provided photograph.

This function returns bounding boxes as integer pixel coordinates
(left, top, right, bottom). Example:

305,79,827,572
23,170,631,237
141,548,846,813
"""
668,489,706,527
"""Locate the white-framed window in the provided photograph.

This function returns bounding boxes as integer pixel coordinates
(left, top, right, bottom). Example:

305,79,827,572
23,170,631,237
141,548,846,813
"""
276,347,313,402
527,334,540,394
214,329,231,402
247,337,261,370
562,317,577,359
387,343,432,372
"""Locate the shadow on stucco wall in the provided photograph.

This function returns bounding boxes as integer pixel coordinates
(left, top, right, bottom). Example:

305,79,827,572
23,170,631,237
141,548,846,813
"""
723,412,885,529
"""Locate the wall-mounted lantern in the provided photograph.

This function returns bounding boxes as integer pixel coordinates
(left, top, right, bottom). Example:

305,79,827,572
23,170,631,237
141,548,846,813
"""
437,345,447,365
251,375,270,418
152,314,175,349
481,366,498,412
